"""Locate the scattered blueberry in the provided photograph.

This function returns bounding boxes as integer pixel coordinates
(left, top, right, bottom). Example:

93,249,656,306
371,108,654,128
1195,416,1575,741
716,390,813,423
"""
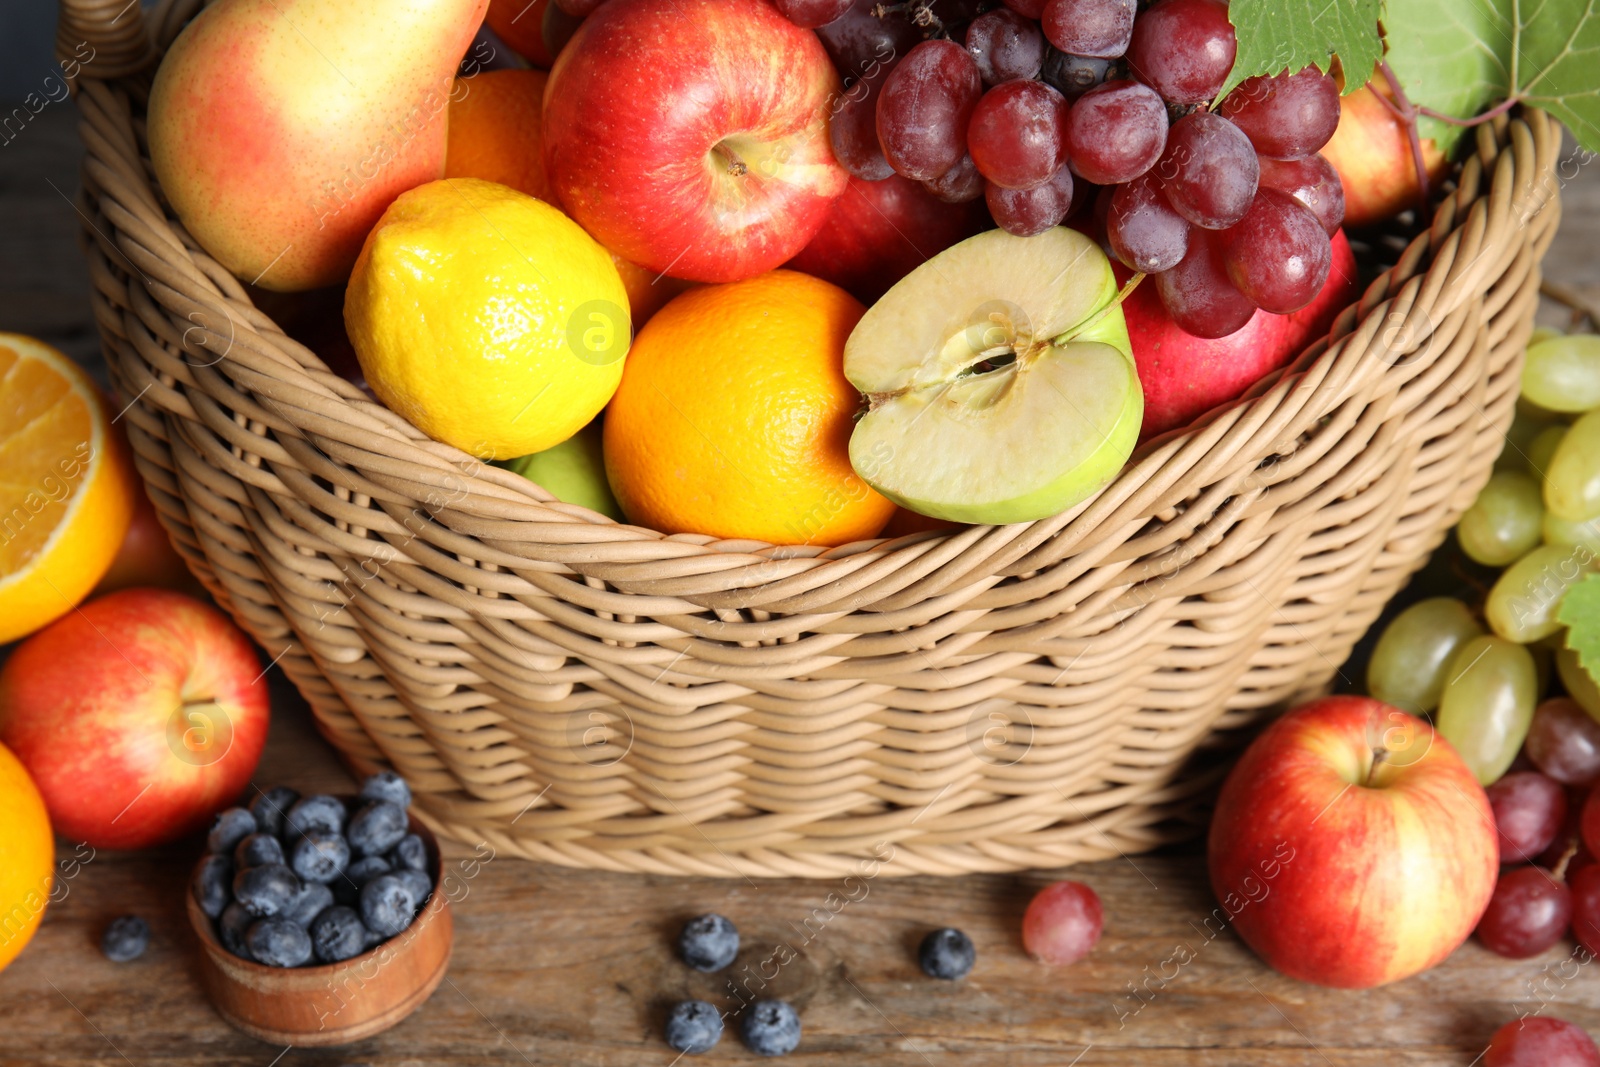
218,902,254,960
310,905,368,963
101,915,149,962
918,927,975,980
248,785,299,837
291,829,350,884
390,833,427,873
741,1000,800,1057
678,914,740,973
192,854,232,919
234,832,285,869
665,1000,724,1055
347,801,407,858
359,874,418,938
394,868,432,906
246,917,314,968
206,807,257,855
285,880,335,928
363,923,385,949
359,771,411,810
285,794,346,838
335,855,392,906
233,863,300,917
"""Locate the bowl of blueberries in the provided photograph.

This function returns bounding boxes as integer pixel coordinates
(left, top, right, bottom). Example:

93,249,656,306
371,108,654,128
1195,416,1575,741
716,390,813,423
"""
185,771,452,1046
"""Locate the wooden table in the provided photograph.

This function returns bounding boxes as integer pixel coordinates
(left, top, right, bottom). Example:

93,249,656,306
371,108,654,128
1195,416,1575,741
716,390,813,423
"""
7,106,1600,1067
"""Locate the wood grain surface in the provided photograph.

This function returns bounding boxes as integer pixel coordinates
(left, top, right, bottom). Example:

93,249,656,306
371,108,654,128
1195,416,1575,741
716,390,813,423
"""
5,105,1600,1067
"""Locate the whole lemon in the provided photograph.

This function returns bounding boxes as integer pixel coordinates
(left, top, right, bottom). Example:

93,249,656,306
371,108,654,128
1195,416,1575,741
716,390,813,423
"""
345,178,630,460
0,740,54,974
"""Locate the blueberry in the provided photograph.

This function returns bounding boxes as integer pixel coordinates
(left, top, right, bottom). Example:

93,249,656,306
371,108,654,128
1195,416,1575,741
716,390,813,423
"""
248,786,299,837
206,807,258,855
217,902,254,960
246,917,313,968
285,794,346,838
347,801,407,858
310,905,368,963
101,915,149,962
285,880,335,928
678,914,739,973
359,874,418,939
665,1000,724,1055
234,832,285,869
918,927,975,980
395,868,431,906
233,863,300,917
192,854,232,919
740,1000,800,1057
358,771,411,810
390,833,427,873
334,855,392,906
290,829,350,884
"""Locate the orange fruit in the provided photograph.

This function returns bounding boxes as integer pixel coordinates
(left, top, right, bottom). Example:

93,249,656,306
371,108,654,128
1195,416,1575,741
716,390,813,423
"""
0,739,54,973
485,0,554,67
604,271,894,545
446,69,553,203
0,334,136,643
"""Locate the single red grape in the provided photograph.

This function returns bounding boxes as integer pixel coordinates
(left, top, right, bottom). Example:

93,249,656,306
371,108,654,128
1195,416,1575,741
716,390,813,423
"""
1041,49,1119,99
1126,0,1236,105
1021,880,1103,965
1476,865,1573,958
773,0,854,29
1485,1016,1600,1067
1219,67,1342,160
1582,788,1600,859
1257,154,1346,236
1155,111,1259,229
1064,79,1167,185
1220,188,1332,314
1042,0,1136,59
965,8,1046,85
1489,772,1569,864
816,0,924,80
1527,697,1600,786
924,154,985,203
1155,229,1257,338
831,68,896,181
968,79,1071,190
1570,863,1600,957
1107,173,1190,273
986,165,1075,236
878,40,985,182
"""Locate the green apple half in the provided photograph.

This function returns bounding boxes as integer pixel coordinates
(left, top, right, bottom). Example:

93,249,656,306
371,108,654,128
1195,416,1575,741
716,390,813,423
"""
844,227,1143,525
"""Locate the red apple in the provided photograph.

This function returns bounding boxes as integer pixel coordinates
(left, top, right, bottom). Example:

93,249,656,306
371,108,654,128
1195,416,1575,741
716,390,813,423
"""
1208,695,1498,989
0,589,269,850
1129,228,1359,440
1321,83,1448,228
543,0,848,282
786,173,987,305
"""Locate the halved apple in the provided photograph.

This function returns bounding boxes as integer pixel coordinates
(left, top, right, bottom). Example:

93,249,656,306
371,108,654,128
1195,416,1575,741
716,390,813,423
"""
844,227,1143,525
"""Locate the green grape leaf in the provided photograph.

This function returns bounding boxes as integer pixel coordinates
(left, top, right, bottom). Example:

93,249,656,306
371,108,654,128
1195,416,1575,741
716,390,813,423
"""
1384,0,1600,155
1558,572,1600,680
1217,0,1385,103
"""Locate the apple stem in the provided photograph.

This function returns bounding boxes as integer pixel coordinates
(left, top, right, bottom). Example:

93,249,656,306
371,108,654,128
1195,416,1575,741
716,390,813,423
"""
1365,746,1389,787
1050,272,1147,348
713,142,748,177
1374,61,1434,217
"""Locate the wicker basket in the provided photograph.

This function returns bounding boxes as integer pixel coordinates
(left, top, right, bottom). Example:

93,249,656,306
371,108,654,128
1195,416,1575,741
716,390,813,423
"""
60,0,1562,878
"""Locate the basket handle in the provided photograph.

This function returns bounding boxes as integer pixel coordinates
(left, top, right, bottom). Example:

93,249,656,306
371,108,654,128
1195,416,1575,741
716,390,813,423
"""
57,0,160,85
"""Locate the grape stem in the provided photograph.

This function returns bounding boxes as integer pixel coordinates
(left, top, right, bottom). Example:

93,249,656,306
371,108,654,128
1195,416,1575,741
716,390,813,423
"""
1553,838,1580,882
1051,272,1147,348
1373,61,1435,216
1541,279,1600,331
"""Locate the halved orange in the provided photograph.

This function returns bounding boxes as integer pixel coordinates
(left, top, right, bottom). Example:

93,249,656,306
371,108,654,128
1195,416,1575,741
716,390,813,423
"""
0,334,136,643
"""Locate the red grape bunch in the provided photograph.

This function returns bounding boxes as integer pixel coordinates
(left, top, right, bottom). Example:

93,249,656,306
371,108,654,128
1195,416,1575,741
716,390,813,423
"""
778,0,1349,339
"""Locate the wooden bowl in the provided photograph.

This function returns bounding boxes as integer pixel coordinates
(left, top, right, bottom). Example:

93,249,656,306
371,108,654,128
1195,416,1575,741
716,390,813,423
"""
186,805,452,1046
